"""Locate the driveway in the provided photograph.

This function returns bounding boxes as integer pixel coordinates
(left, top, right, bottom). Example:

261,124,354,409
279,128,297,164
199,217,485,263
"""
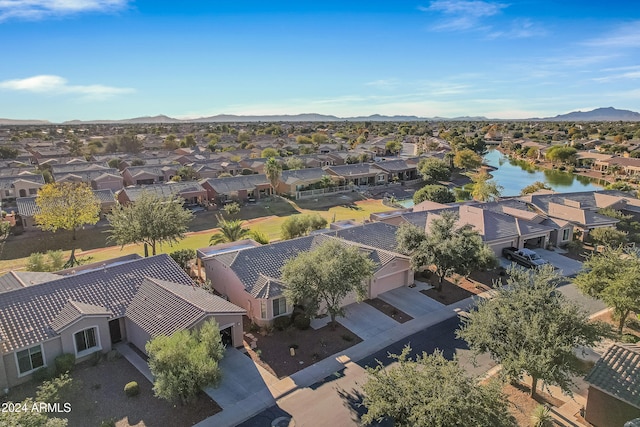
336,302,399,340
198,348,276,427
378,286,445,318
499,248,584,278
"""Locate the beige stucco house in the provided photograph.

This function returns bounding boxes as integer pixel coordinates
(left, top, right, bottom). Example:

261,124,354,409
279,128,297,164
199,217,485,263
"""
197,231,412,326
0,254,245,391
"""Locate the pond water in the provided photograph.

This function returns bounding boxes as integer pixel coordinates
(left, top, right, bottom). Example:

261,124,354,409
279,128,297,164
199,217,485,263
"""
483,150,602,197
398,150,603,207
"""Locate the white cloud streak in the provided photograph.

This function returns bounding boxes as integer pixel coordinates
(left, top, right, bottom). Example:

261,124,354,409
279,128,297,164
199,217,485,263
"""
0,0,129,22
0,75,134,99
419,0,507,31
584,21,640,48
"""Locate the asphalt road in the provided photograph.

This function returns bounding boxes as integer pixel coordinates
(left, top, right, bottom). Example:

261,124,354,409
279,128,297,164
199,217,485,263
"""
239,282,606,427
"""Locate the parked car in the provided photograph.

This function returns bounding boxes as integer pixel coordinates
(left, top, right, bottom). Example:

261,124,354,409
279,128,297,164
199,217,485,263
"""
502,247,550,268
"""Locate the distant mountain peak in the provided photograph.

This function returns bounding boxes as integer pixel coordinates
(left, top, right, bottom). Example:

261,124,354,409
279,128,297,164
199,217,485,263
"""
547,107,640,121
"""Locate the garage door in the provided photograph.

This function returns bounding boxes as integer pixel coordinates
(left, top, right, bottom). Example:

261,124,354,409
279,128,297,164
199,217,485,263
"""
491,240,517,257
371,270,409,298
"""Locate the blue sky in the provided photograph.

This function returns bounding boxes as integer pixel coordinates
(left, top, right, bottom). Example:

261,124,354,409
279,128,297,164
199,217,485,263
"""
1,0,639,122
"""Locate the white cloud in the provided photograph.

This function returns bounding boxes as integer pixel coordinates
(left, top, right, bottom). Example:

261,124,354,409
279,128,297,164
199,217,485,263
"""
0,75,134,99
0,0,129,22
364,79,400,90
419,0,507,31
584,21,640,48
487,19,547,39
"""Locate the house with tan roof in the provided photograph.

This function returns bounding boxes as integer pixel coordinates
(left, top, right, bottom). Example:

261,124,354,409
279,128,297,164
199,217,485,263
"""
197,232,412,326
0,254,245,390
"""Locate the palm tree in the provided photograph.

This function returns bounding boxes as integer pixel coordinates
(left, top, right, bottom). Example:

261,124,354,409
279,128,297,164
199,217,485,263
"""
264,157,282,196
209,216,249,245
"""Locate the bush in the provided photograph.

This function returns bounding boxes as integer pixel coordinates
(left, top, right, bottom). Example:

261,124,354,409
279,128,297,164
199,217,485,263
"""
621,333,640,344
36,373,72,404
293,314,311,330
273,315,291,331
124,381,140,397
54,353,75,375
32,367,52,382
100,419,116,427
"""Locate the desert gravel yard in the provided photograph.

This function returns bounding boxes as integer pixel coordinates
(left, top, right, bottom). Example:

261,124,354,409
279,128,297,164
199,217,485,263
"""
5,355,220,427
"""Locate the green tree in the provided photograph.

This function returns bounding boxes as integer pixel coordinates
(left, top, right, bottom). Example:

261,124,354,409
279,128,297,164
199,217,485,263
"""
311,133,329,145
280,213,327,240
181,134,196,147
417,157,451,184
545,145,577,164
575,246,640,334
281,239,375,327
385,140,403,155
285,157,305,170
248,229,270,244
413,185,455,205
320,175,333,189
0,146,18,159
209,217,249,245
164,134,178,149
261,147,279,158
107,192,193,256
471,171,503,201
362,347,515,427
589,226,627,248
146,319,225,405
396,212,496,290
35,182,100,241
457,264,607,397
453,148,482,171
107,158,120,169
265,157,282,195
169,248,196,272
0,374,72,426
67,137,83,156
0,221,11,258
177,165,200,181
520,181,552,195
223,201,241,217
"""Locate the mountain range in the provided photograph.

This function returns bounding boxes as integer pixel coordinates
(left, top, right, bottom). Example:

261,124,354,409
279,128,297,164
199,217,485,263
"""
1,107,639,125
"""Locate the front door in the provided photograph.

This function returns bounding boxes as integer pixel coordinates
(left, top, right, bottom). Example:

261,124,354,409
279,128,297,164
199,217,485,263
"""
109,319,122,343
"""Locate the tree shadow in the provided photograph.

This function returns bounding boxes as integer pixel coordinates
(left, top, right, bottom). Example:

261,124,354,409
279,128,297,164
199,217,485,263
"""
336,386,392,427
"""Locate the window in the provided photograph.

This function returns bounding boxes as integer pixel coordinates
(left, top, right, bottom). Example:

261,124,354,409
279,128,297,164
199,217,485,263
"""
260,300,267,319
16,345,44,375
28,188,37,195
562,228,570,241
74,327,99,355
272,298,286,317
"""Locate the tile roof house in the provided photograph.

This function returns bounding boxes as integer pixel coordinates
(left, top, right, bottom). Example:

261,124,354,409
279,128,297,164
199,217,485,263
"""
197,233,412,326
53,168,123,192
324,163,389,186
277,168,336,197
116,182,207,205
0,254,245,390
0,173,44,201
16,189,116,230
200,174,271,203
121,164,179,186
584,344,640,427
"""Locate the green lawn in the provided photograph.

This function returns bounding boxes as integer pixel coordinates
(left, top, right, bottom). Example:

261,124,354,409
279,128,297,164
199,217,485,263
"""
0,197,396,273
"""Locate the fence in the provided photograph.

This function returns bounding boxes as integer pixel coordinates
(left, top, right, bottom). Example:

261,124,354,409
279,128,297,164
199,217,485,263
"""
295,185,353,199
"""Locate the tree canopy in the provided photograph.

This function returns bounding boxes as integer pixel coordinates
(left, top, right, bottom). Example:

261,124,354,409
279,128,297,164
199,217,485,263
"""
471,171,503,201
265,157,282,195
35,182,100,241
362,347,515,427
520,181,552,195
588,226,627,248
575,246,640,334
457,264,607,397
413,184,456,205
209,217,249,245
417,157,451,184
146,319,225,405
545,145,577,164
107,192,193,256
280,213,327,240
396,211,496,290
453,148,483,171
281,239,375,326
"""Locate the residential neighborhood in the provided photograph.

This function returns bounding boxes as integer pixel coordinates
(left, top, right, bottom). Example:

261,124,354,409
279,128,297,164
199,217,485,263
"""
0,116,639,426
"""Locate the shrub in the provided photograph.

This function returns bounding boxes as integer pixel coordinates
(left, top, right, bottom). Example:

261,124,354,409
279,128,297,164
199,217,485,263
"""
36,373,73,403
273,315,291,331
124,381,140,397
621,333,640,344
100,419,116,427
32,367,52,382
341,334,354,342
54,353,75,375
294,314,311,330
248,322,260,333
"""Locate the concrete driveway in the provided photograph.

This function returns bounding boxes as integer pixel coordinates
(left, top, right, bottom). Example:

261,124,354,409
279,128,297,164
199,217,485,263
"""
198,348,275,427
499,248,584,278
378,286,445,318
336,302,399,340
